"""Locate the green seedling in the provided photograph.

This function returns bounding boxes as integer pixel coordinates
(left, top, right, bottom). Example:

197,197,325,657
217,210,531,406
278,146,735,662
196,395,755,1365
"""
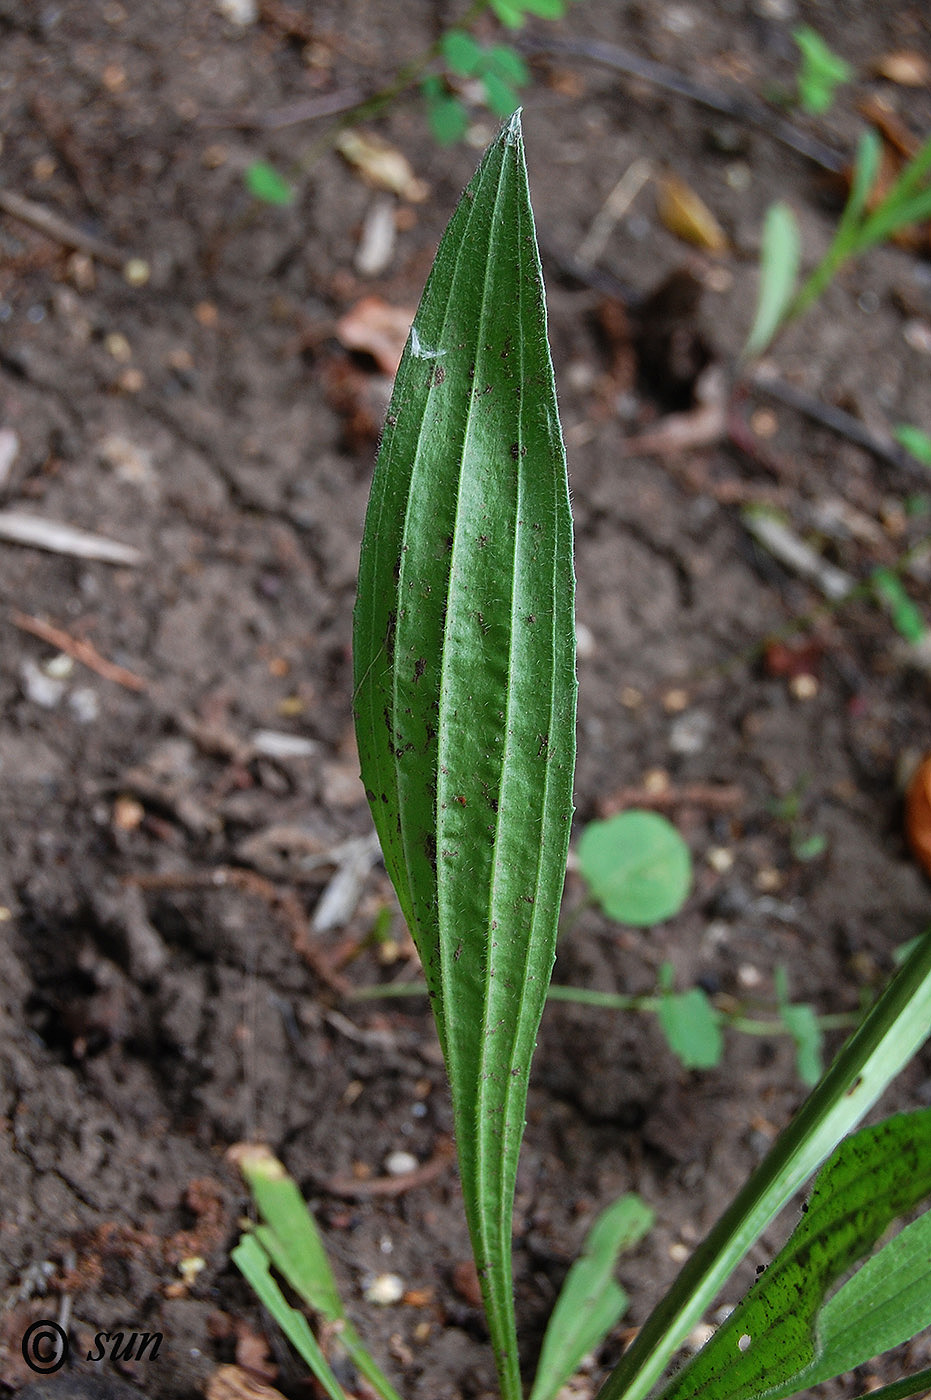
792,25,851,116
745,126,931,357
422,1,569,144
895,424,931,469
235,115,931,1400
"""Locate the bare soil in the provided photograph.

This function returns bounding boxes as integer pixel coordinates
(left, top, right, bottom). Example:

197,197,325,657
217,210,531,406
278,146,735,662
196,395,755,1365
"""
1,2,930,1398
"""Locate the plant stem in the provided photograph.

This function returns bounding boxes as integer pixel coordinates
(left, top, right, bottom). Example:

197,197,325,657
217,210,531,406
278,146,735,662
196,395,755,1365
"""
349,979,859,1038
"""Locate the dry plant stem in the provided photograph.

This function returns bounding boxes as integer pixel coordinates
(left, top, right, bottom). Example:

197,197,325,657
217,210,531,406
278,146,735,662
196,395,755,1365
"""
746,371,931,481
126,868,349,996
598,783,744,814
10,609,147,691
199,87,364,131
0,187,130,268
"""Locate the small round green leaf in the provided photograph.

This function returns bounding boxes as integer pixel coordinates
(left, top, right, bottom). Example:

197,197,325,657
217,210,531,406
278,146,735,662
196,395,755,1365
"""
578,811,692,926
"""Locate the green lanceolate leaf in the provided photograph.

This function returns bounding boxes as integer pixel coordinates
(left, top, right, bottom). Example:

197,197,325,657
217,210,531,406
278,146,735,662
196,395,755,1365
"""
353,112,577,1400
530,1194,654,1400
656,1109,931,1400
805,1205,931,1388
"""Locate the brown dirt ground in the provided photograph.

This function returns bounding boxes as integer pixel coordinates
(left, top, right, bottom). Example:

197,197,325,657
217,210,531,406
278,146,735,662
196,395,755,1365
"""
1,2,931,1398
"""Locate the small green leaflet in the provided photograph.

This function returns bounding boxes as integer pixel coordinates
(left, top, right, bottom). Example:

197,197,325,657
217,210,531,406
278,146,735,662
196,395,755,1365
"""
578,811,692,926
872,567,927,644
244,160,295,206
655,1109,931,1400
530,1195,654,1400
792,25,851,115
894,424,931,467
353,112,576,1400
657,966,723,1070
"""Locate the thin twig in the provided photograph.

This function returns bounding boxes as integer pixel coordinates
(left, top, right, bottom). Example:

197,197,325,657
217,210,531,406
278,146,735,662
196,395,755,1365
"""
0,188,130,268
199,87,364,132
10,610,147,691
520,34,847,174
315,1137,455,1199
746,370,931,480
599,783,745,815
127,867,349,995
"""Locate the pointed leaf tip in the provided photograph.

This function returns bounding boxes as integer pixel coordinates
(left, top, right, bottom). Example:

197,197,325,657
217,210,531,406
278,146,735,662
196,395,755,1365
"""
504,106,523,142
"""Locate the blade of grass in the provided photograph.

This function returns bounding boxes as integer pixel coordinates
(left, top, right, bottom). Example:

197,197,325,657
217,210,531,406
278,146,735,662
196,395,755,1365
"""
231,1235,348,1400
743,201,800,358
529,1195,654,1400
234,1148,405,1400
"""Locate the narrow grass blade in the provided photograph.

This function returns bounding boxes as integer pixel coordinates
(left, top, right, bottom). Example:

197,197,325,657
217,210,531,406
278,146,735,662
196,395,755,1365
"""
353,111,577,1400
655,1109,931,1400
234,1147,405,1400
231,1235,347,1400
530,1195,654,1400
849,1367,931,1400
595,930,931,1400
743,202,800,358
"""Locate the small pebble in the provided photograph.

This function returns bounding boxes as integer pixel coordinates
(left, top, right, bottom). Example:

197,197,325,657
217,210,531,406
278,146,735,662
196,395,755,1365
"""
364,1272,405,1305
669,708,712,755
385,1149,418,1176
737,962,763,989
21,658,65,708
662,688,689,713
69,686,100,723
105,331,132,362
789,673,819,700
706,846,734,873
754,866,783,892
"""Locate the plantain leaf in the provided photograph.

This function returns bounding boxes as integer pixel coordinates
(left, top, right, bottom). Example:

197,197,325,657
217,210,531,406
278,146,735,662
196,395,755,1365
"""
654,1109,931,1400
657,978,723,1070
353,111,576,1400
803,1205,931,1388
530,1194,654,1400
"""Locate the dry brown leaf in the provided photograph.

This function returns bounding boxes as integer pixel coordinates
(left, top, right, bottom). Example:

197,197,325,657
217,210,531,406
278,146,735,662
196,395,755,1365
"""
335,295,415,375
335,128,429,202
873,51,930,87
656,173,728,252
905,755,931,879
206,1364,287,1400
